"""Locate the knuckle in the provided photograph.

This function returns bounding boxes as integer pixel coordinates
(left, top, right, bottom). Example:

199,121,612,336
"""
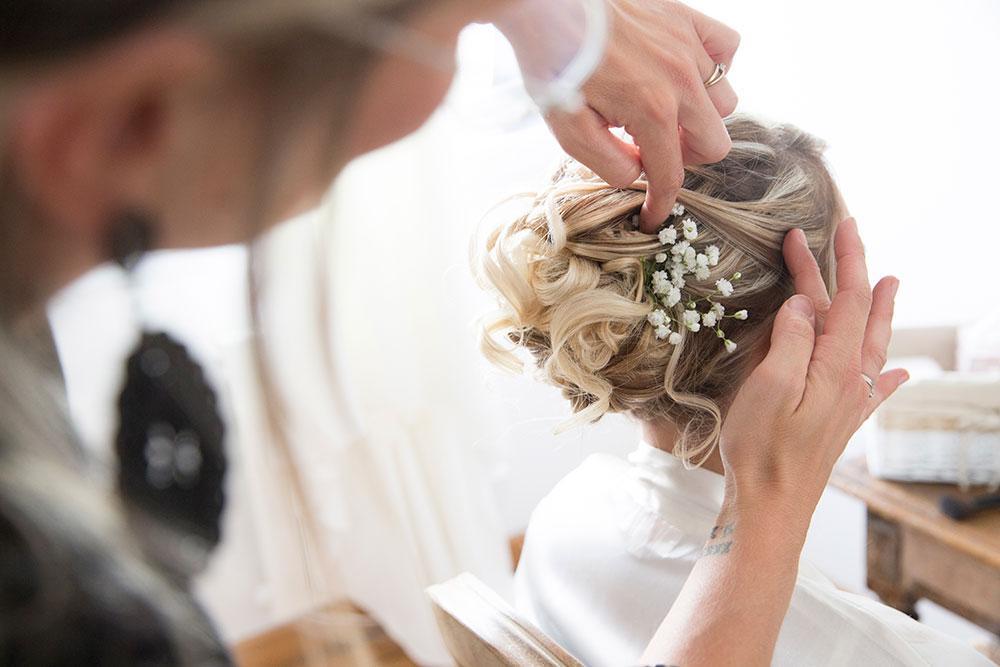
864,345,888,371
846,285,873,309
718,91,738,119
729,29,742,53
644,97,678,126
703,132,733,163
663,56,701,97
609,172,640,189
809,356,837,385
605,164,642,189
665,167,685,191
781,316,815,343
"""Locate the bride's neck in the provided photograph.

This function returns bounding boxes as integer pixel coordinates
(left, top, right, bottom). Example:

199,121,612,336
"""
641,419,726,476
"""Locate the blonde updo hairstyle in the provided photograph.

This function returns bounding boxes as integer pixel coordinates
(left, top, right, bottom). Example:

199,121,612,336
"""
478,116,840,466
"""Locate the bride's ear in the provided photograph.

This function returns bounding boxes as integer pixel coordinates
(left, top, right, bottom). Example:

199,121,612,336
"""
7,30,214,240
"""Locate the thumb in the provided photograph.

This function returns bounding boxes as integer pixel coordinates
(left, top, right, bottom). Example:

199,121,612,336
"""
546,107,642,189
758,295,817,399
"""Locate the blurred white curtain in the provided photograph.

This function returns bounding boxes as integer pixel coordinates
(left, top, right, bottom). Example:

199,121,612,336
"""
238,27,636,661
242,81,539,662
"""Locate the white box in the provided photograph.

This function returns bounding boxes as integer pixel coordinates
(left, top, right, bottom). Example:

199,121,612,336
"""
869,373,1000,487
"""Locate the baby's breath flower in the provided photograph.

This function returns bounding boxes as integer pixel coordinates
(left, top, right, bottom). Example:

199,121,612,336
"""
706,245,720,266
682,217,699,240
647,309,668,327
682,309,702,332
716,278,734,297
659,227,678,245
683,246,698,271
652,271,671,295
646,215,748,354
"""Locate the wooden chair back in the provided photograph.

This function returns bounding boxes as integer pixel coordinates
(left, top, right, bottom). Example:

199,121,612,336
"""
426,573,583,667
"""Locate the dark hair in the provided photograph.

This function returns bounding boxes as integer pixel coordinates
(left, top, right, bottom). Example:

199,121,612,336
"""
0,1,204,62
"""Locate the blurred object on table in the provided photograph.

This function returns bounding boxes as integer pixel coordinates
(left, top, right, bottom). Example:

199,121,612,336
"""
873,326,1000,488
870,373,1000,488
940,491,1000,521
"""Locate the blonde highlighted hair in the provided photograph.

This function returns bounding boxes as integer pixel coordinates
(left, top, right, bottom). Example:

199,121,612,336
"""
477,116,840,466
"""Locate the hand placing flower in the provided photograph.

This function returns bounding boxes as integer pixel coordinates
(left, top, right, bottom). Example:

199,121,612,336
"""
530,1,741,230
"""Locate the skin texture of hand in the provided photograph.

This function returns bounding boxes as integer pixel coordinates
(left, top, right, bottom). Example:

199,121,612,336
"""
543,0,741,231
639,218,907,666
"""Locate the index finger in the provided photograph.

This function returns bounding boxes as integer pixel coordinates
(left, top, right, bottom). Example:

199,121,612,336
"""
783,228,831,332
818,217,872,360
636,112,685,232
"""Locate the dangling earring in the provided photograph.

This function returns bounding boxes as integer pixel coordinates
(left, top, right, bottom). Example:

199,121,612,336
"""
109,210,227,579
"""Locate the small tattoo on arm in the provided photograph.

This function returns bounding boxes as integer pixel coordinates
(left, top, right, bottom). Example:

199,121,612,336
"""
701,521,735,557
701,541,733,556
708,522,735,539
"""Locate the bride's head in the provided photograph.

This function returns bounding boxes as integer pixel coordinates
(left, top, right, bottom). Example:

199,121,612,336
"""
477,115,841,466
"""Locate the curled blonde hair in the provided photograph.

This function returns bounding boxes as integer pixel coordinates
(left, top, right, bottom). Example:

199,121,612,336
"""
477,116,839,466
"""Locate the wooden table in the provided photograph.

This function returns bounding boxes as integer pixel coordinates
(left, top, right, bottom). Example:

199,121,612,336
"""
831,457,1000,636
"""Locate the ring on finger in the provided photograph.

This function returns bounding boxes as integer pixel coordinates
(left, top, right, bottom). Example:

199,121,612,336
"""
861,373,875,399
704,63,727,88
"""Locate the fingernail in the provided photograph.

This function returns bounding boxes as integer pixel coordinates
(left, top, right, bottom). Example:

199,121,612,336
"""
891,278,900,299
899,370,910,386
797,228,809,247
787,294,814,317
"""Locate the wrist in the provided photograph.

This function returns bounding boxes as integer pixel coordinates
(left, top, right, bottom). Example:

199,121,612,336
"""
719,483,812,555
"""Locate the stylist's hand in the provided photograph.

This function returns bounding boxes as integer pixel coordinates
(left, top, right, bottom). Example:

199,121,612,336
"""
549,1,740,230
720,218,908,517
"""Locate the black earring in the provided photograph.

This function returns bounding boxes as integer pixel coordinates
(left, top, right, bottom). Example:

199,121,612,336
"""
109,210,227,579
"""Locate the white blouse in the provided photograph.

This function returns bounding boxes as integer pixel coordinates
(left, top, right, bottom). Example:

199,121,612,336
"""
514,443,991,666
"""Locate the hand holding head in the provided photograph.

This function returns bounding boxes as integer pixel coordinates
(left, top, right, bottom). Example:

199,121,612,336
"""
719,218,907,514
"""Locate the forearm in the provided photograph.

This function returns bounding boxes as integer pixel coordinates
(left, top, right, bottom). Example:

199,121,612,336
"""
639,497,809,667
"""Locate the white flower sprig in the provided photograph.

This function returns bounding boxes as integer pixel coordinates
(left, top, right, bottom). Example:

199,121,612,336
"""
643,204,748,353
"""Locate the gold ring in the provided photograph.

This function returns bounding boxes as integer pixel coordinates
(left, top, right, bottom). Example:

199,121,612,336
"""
861,373,875,399
704,63,727,88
